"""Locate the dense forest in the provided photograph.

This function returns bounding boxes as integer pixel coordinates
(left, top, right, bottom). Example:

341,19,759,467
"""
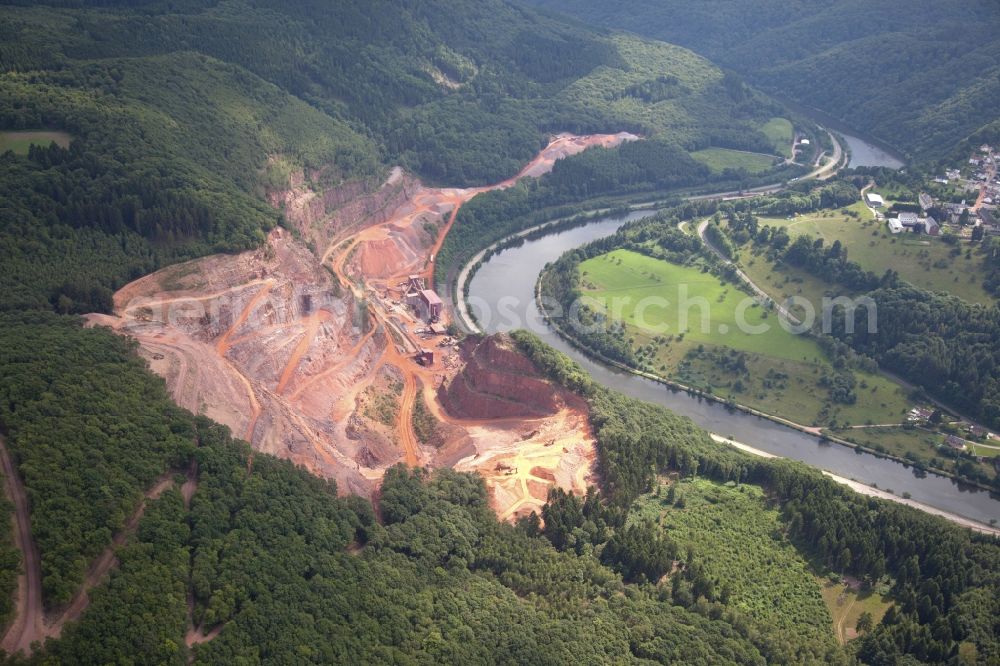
513,330,1000,664
528,0,1000,159
0,0,789,315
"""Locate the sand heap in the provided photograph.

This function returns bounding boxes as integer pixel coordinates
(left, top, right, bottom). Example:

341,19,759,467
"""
434,335,597,521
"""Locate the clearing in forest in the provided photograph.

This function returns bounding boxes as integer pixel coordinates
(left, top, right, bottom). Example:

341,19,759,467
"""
818,577,892,644
760,117,794,157
690,147,777,174
0,130,72,155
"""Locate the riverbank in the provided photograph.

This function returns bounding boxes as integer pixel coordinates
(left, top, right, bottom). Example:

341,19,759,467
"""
534,261,997,494
454,206,997,497
454,209,637,334
709,433,1000,536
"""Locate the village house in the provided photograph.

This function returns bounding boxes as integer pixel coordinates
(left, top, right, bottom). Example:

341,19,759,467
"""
921,216,940,236
944,434,967,451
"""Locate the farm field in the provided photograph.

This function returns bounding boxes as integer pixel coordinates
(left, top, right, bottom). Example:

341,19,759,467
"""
753,202,995,305
690,147,777,174
632,479,837,659
0,130,72,155
579,249,911,426
761,117,794,157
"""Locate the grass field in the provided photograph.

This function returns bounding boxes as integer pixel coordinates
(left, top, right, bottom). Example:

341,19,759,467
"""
969,442,1000,458
579,249,912,426
690,147,777,174
818,578,892,644
740,246,834,317
761,117,794,157
752,202,995,305
581,249,820,361
0,130,72,155
632,479,837,657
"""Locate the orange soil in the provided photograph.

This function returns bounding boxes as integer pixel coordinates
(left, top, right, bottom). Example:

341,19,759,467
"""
88,132,626,518
275,310,332,395
342,132,638,288
382,345,420,467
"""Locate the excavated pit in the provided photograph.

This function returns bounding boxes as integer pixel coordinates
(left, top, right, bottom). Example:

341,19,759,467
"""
87,133,630,518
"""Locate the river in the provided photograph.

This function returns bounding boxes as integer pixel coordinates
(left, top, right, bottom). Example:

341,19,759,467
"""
465,211,1000,526
841,131,905,170
782,99,906,169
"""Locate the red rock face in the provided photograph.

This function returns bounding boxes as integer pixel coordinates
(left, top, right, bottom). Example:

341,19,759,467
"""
268,166,417,258
439,336,561,419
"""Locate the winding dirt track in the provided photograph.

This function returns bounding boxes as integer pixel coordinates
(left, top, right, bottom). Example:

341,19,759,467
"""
0,438,43,655
0,453,175,655
395,362,419,467
46,474,175,642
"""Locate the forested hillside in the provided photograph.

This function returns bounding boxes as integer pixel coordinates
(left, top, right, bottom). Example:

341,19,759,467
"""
0,315,782,663
527,0,1000,159
0,0,785,314
2,2,999,664
1,315,997,663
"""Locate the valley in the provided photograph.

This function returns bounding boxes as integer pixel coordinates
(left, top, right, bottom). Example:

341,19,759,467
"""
2,1,1000,663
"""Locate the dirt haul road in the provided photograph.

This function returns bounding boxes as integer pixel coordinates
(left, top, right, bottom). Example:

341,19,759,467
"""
0,437,44,655
0,458,175,656
87,132,628,517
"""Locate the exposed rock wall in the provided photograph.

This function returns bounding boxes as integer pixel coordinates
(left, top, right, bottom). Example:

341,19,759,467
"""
268,167,417,254
439,335,561,419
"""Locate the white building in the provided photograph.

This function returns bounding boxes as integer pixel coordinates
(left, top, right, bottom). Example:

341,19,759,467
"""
866,192,885,208
887,219,904,234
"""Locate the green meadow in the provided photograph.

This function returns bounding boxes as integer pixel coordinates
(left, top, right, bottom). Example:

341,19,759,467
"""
581,249,824,361
0,130,72,155
579,249,911,426
753,202,994,305
818,577,892,645
690,147,777,174
761,117,794,157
